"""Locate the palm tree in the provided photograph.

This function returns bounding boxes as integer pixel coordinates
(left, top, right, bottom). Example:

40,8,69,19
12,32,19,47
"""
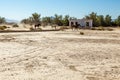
105,15,112,26
85,12,98,27
21,13,41,25
32,13,41,24
63,15,70,26
54,14,63,26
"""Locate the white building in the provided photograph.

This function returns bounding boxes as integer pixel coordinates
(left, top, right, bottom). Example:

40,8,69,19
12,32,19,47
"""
69,19,93,28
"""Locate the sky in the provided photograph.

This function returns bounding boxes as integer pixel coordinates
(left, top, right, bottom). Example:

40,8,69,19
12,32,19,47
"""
0,0,120,21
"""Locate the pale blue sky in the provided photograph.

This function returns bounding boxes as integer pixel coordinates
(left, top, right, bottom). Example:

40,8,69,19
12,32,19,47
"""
0,0,120,20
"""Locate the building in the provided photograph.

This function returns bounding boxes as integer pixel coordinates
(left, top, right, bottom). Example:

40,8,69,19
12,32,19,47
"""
69,19,93,28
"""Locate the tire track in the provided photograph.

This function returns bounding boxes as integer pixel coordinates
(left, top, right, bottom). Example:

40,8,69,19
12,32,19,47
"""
0,44,48,67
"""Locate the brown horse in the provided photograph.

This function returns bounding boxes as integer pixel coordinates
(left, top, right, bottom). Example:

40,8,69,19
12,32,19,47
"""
34,23,41,29
71,24,80,30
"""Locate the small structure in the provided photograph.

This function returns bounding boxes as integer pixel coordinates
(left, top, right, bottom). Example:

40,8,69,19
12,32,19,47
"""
69,19,93,29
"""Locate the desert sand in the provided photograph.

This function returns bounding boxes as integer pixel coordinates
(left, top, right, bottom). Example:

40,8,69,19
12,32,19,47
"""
0,28,120,80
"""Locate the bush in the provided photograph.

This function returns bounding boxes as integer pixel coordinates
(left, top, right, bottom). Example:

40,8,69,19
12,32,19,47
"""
91,27,96,30
80,32,84,35
91,27,105,31
97,27,105,31
2,26,7,28
13,24,19,27
0,26,7,30
29,27,35,31
91,27,113,31
106,28,113,31
37,28,42,31
69,65,77,71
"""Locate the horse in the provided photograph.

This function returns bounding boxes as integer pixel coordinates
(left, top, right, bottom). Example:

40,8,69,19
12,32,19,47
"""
71,24,81,30
34,23,41,29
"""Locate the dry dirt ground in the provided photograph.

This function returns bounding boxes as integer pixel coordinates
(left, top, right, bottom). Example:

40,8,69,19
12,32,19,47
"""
0,29,120,80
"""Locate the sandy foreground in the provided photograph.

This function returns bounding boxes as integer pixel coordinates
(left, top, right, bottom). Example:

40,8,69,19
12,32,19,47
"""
0,30,120,80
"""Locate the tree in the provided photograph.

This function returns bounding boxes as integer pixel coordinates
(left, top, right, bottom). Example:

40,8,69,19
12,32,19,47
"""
69,17,77,20
31,13,41,24
85,12,113,27
96,15,105,26
62,15,70,26
0,17,6,24
53,14,63,26
104,15,112,26
21,13,41,25
85,12,98,27
42,16,53,26
21,18,30,24
111,20,117,26
116,16,120,26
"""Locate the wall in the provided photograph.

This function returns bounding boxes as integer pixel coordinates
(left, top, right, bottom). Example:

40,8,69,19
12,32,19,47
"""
69,19,93,28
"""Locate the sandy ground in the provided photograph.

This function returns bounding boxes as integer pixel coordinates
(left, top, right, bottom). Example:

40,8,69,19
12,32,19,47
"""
0,29,120,80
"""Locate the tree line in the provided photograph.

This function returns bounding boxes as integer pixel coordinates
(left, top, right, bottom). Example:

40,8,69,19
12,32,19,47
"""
85,12,120,27
21,13,71,26
0,12,120,27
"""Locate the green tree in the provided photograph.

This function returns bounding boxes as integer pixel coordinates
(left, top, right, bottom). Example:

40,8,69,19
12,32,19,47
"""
21,19,28,24
96,15,105,26
111,20,117,26
54,14,63,26
21,18,32,24
31,13,41,24
62,15,70,26
21,13,41,25
85,12,98,27
42,17,53,25
104,15,112,26
0,17,6,24
116,16,120,26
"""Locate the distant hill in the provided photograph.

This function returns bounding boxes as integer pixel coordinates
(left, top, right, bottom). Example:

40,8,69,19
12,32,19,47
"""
6,19,19,23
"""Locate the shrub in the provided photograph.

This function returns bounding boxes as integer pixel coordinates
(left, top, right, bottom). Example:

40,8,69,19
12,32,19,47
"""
37,28,42,31
91,27,96,30
97,26,105,31
29,27,35,31
0,26,7,30
13,24,19,27
69,65,77,71
106,28,113,31
80,32,84,35
91,27,113,31
91,27,105,31
2,26,7,28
